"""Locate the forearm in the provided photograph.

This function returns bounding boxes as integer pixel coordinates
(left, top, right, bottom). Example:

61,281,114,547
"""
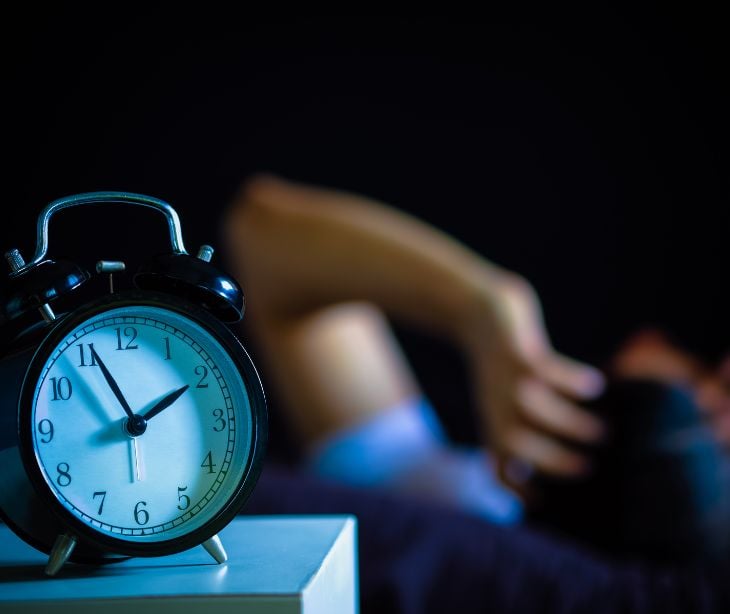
225,175,513,341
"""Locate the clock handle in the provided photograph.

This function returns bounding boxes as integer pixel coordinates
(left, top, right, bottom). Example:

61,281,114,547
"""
15,191,188,274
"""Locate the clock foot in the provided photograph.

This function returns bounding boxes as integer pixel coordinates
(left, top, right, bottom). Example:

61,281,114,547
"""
202,534,228,564
45,533,77,576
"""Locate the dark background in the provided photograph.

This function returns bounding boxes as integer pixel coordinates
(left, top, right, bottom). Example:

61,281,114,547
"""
2,10,728,446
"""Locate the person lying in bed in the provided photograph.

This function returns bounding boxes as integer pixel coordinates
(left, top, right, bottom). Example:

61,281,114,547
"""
223,175,730,612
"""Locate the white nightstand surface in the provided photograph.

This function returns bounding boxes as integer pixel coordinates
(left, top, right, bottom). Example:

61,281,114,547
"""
0,515,358,613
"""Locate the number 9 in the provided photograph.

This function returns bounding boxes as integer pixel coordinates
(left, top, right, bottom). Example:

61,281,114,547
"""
37,418,54,443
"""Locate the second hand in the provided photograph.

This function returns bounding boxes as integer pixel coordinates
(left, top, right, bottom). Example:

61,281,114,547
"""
129,436,144,482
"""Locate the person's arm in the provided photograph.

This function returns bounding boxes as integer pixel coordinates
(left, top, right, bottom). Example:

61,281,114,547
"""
223,175,605,480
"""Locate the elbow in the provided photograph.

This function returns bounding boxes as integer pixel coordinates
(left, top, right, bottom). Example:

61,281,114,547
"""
223,176,285,254
221,176,301,307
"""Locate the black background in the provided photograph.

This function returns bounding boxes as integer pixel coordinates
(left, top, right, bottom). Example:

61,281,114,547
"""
2,10,728,446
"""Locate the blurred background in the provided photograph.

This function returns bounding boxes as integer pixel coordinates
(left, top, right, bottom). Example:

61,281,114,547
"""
2,9,728,450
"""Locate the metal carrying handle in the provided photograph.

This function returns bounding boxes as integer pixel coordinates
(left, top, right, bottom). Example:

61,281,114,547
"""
15,191,188,274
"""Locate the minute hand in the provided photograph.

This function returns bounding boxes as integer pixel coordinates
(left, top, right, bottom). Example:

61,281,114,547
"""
141,385,190,421
90,347,135,420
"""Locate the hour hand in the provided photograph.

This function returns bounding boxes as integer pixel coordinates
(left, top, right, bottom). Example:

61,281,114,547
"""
90,347,135,420
141,385,189,421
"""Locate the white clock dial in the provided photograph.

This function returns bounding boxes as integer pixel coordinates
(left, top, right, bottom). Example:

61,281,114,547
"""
30,305,253,542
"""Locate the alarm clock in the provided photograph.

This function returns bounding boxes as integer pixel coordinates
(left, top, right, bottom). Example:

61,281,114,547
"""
0,192,266,576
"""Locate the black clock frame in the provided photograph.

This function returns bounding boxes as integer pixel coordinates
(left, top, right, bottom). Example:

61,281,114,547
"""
16,290,267,559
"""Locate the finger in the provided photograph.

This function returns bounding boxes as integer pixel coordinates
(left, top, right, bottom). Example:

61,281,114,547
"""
504,427,592,477
533,352,605,400
495,453,535,504
696,376,730,446
714,411,730,448
516,378,606,443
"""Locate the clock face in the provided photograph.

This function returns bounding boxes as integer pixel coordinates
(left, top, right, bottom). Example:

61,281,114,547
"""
28,304,255,545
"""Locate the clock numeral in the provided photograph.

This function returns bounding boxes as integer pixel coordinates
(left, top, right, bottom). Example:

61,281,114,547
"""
77,343,98,367
163,336,172,360
93,491,107,514
134,500,149,525
56,462,71,487
49,376,72,401
177,486,190,511
115,326,139,350
212,408,226,432
37,418,54,443
195,365,209,388
201,451,217,474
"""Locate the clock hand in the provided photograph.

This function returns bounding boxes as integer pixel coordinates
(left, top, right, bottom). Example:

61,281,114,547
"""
129,437,144,482
89,347,135,421
140,385,190,421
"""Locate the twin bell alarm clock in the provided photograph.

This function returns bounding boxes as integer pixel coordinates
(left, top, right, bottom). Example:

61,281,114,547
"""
0,192,267,575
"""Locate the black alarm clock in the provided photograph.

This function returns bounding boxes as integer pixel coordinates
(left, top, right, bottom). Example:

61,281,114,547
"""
0,192,266,576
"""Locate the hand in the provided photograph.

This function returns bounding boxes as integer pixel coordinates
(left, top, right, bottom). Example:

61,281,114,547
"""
613,330,730,448
697,355,730,447
462,274,606,493
90,346,135,421
129,437,143,482
140,385,189,421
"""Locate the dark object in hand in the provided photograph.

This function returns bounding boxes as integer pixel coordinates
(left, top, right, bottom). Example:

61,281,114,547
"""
529,378,730,564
